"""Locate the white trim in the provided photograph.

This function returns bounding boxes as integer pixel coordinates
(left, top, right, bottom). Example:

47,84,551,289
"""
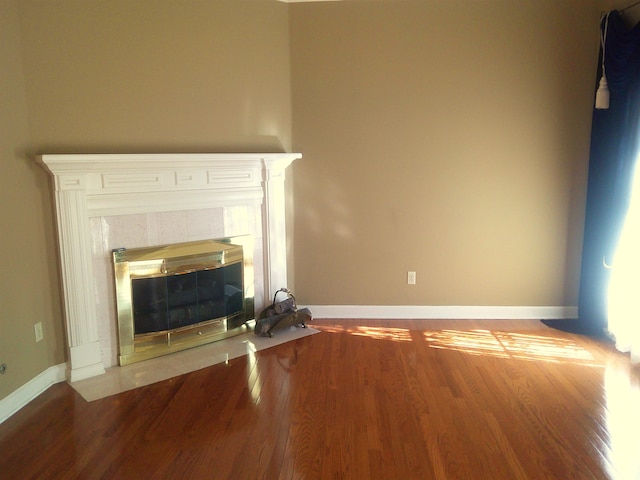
0,363,67,425
303,305,578,320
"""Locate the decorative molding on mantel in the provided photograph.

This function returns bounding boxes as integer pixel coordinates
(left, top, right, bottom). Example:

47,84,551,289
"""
40,153,300,216
39,153,302,382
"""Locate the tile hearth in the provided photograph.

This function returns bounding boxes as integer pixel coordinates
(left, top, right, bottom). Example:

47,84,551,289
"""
70,325,319,402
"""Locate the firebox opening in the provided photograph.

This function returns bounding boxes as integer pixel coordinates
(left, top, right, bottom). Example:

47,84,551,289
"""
132,263,243,335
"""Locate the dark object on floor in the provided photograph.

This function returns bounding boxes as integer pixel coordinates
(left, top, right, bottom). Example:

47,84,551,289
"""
255,288,312,337
541,318,609,339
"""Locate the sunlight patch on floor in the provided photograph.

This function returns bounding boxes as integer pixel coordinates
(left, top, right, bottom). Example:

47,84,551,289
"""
423,329,601,366
316,324,602,365
315,325,413,342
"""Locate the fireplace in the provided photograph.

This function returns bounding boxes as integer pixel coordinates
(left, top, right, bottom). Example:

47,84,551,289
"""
39,153,301,381
114,237,254,365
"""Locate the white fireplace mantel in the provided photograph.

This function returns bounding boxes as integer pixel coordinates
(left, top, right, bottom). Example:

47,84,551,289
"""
39,153,301,382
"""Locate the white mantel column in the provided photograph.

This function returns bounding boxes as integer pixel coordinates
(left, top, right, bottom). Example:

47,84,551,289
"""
54,176,105,382
262,157,296,296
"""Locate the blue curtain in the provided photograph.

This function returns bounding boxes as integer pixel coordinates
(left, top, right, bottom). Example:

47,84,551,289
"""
551,11,640,336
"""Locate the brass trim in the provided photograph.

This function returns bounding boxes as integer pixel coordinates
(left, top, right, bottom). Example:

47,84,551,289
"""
113,237,255,365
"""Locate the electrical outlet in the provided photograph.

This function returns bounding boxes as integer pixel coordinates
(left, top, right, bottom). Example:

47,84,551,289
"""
407,271,416,285
34,322,44,343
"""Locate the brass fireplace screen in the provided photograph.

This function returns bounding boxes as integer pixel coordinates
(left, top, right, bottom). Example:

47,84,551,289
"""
113,237,254,365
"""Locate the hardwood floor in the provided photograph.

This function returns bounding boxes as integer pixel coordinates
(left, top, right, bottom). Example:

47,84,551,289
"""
1,319,639,479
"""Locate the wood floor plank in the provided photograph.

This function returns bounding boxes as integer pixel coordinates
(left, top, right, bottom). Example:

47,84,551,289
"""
1,319,639,479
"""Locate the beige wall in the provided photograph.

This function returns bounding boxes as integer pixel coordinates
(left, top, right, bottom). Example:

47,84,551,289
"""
290,0,601,306
0,0,64,401
18,0,292,153
1,0,291,401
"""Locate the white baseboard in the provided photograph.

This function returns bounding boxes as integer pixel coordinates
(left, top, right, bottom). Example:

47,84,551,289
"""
0,363,67,425
303,305,578,320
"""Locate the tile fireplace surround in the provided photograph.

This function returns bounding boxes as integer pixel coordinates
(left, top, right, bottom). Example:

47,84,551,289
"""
39,153,302,382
